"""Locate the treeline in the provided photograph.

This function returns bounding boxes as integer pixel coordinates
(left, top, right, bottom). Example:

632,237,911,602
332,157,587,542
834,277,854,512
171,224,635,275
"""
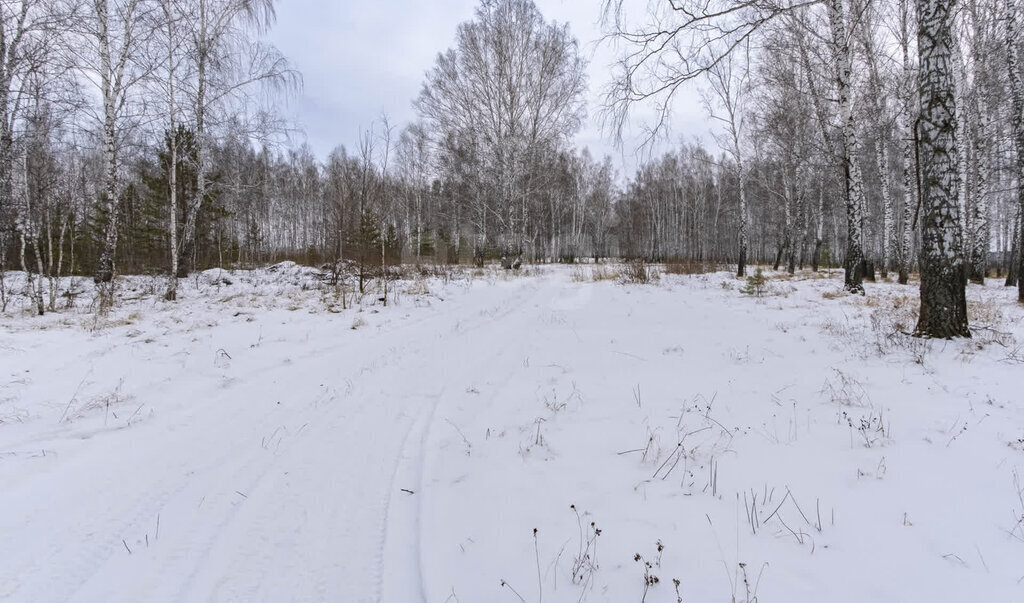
0,0,297,311
608,0,1024,284
3,0,1024,337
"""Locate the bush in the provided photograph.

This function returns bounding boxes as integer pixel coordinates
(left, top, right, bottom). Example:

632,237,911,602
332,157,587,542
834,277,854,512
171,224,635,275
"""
622,261,654,284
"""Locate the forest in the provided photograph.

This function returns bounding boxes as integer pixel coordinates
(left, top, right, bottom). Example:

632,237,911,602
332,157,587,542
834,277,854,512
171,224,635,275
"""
4,1,1024,600
1,0,1022,337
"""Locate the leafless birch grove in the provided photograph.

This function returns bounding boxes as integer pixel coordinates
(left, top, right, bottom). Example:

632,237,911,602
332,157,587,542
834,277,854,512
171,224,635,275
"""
0,0,1021,336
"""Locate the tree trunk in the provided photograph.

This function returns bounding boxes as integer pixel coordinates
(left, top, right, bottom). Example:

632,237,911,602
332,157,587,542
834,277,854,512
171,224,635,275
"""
179,0,208,277
1007,210,1020,286
0,230,7,312
968,108,990,284
165,2,179,300
17,158,44,316
877,140,894,278
1007,0,1024,302
914,0,970,337
859,16,896,279
828,0,866,293
51,215,68,312
898,0,918,285
737,157,748,277
94,0,119,310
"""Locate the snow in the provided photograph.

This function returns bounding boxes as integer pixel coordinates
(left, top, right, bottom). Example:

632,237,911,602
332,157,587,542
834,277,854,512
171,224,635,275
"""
1,265,1023,602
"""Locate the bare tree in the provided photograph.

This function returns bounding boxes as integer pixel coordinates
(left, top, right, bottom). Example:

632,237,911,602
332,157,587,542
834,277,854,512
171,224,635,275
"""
1007,0,1024,301
396,122,432,263
826,0,868,292
897,0,919,284
702,51,751,276
1,0,59,299
915,0,970,336
417,0,586,259
158,0,188,299
601,0,867,288
78,0,155,307
855,0,897,278
177,0,296,276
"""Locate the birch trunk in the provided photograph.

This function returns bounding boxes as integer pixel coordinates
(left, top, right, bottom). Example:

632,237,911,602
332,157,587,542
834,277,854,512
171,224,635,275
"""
17,152,43,315
968,107,990,283
828,0,866,293
179,0,207,277
812,182,825,272
0,231,7,312
1007,0,1024,301
164,0,179,300
915,0,970,337
1007,206,1020,286
898,0,918,284
858,11,896,277
737,154,748,277
50,214,68,312
795,26,829,273
94,0,119,306
953,40,972,248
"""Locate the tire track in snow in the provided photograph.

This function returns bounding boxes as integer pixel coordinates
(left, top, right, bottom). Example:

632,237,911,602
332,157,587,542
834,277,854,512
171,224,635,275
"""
0,278,539,602
379,279,557,602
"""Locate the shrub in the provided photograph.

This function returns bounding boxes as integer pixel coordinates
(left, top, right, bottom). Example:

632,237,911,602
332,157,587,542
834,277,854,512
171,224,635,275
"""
622,261,654,284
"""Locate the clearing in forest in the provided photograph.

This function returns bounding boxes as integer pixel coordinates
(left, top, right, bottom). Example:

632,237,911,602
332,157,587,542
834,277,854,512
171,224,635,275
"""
1,264,1022,602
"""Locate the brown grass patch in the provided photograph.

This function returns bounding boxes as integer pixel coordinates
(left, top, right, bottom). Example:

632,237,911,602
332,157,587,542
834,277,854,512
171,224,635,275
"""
664,259,720,275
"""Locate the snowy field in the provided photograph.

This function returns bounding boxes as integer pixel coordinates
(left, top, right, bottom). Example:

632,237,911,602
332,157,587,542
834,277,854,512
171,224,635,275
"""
1,263,1023,602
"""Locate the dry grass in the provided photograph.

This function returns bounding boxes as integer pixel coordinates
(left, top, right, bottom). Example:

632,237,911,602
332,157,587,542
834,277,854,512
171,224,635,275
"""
820,316,854,338
571,265,622,282
621,261,657,284
799,270,836,280
664,259,721,275
964,291,1016,350
64,381,133,422
402,278,432,296
592,266,620,281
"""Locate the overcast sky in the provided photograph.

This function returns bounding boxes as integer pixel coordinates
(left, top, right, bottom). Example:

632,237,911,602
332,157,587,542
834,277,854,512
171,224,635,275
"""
267,0,709,178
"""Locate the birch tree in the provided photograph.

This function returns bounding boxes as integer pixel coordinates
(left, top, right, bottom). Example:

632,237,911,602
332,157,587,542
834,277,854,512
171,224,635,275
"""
158,0,187,299
1,0,57,289
1007,0,1024,301
702,52,750,276
79,0,155,307
416,0,586,258
396,122,431,262
897,0,919,284
601,0,866,287
177,0,295,276
964,0,993,283
914,0,970,337
856,0,897,278
826,0,868,292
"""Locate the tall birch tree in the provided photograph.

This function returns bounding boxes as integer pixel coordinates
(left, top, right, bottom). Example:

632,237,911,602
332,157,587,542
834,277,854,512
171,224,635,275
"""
1007,0,1024,301
915,0,970,336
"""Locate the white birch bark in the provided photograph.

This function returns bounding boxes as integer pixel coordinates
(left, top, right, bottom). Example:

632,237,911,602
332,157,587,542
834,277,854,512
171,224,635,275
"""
915,0,970,337
828,0,866,293
162,0,179,300
1007,0,1024,300
898,0,919,284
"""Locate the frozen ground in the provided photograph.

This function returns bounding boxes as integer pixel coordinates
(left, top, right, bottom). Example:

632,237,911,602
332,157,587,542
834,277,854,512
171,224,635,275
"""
1,263,1023,602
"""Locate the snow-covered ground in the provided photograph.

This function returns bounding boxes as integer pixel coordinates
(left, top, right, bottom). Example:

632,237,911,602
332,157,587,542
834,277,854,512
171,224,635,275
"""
1,264,1022,602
